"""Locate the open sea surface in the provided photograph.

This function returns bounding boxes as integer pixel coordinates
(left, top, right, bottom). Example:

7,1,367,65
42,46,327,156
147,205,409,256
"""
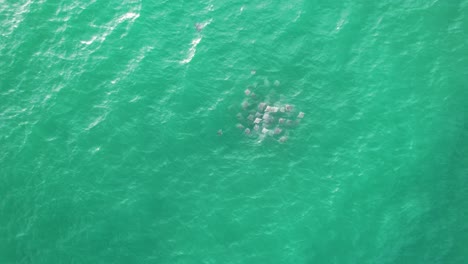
1,0,467,263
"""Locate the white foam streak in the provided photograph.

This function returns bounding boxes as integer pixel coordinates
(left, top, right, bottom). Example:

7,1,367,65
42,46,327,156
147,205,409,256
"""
80,36,97,45
85,115,106,131
180,19,212,64
80,7,141,48
180,37,202,64
118,12,140,23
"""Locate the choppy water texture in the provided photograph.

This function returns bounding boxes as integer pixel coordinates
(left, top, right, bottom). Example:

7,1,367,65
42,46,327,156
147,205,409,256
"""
1,1,468,263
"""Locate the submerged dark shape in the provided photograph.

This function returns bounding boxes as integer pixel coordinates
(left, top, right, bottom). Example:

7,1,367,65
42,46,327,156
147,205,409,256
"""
195,23,204,32
217,129,223,136
234,77,305,144
258,102,266,111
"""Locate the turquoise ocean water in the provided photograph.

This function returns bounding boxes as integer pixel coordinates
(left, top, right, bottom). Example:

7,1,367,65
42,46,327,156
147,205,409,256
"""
1,1,468,263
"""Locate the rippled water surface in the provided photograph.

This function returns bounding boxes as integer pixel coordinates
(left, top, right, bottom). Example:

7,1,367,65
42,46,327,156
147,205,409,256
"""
1,1,467,263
